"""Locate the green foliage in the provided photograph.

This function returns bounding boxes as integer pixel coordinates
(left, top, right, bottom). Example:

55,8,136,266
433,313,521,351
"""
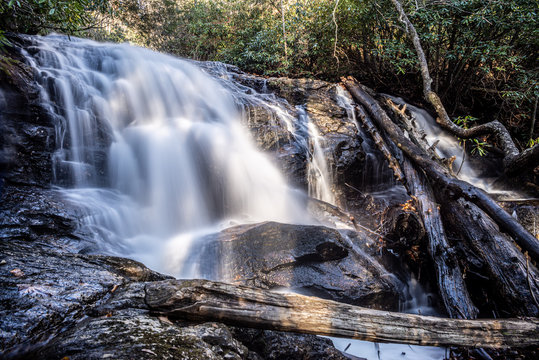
0,0,109,35
2,0,536,145
454,115,490,156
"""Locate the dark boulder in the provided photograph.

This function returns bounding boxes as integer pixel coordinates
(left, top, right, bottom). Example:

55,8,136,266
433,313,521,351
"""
195,221,404,310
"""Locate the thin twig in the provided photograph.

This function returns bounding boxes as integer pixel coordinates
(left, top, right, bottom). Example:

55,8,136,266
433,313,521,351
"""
529,95,538,141
456,142,466,176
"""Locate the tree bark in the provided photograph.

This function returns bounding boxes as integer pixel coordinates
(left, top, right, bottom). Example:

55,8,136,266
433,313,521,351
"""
343,77,539,263
400,158,478,319
442,198,539,317
355,104,404,181
354,98,477,318
145,279,539,348
388,0,539,175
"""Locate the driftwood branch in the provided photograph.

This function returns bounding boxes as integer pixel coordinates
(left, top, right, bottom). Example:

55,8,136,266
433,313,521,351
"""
145,279,539,348
389,0,539,175
342,77,539,263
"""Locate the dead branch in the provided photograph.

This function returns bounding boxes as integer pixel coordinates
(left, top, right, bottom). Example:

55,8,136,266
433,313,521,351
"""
389,0,539,175
145,279,539,348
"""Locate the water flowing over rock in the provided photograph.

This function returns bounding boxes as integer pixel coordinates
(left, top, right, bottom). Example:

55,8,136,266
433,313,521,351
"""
194,222,404,310
0,34,410,358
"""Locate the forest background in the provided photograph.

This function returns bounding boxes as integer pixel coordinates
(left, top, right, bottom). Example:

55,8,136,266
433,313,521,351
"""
1,0,537,151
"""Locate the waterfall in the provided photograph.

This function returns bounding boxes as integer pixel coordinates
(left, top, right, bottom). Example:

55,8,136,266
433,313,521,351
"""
23,34,312,275
302,110,336,205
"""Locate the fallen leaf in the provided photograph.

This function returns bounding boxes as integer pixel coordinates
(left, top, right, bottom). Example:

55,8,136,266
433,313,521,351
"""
10,268,24,277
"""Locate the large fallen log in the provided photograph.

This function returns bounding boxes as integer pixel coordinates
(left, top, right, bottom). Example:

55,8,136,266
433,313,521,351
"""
145,279,539,348
353,99,477,318
342,77,539,263
400,158,478,319
442,198,539,317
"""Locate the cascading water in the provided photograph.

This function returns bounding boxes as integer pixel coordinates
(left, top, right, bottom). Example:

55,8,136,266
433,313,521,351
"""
390,97,520,197
336,87,408,204
23,34,311,275
13,35,450,360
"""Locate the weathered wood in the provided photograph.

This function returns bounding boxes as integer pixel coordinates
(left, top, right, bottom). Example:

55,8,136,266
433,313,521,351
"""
401,158,478,319
355,105,404,181
342,77,539,263
145,279,539,348
381,203,425,249
353,96,477,318
442,198,539,317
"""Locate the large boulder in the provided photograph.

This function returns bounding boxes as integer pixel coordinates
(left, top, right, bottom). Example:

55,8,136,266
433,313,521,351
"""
194,221,404,310
0,239,353,359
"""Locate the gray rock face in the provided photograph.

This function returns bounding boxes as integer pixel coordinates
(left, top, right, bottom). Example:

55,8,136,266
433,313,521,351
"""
0,38,401,359
196,222,404,310
200,64,366,197
0,239,169,355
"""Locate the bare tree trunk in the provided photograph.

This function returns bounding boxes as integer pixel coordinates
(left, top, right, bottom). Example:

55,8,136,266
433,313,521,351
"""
388,0,539,175
343,77,539,263
280,0,288,62
145,279,539,348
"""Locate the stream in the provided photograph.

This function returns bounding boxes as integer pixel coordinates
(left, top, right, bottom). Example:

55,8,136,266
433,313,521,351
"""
11,34,490,359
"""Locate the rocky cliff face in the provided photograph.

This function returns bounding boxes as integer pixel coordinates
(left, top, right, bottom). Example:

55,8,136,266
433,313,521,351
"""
1,36,404,359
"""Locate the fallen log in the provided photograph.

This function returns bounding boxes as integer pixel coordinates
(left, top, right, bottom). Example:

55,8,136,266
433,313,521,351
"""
401,158,478,319
442,198,539,317
342,77,539,263
355,105,404,181
145,279,539,348
353,100,477,318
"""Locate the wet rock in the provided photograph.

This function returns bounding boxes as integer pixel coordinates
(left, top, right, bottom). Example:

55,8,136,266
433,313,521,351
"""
200,65,366,197
196,221,404,309
0,45,55,188
232,328,350,360
0,240,166,355
34,311,254,360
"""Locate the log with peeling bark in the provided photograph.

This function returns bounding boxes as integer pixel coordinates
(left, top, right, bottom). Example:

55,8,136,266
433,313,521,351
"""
353,96,476,318
401,158,478,319
342,77,539,263
145,279,539,348
442,198,539,317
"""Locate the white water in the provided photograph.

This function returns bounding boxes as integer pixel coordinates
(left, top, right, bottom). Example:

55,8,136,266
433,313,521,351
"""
22,35,446,359
389,97,521,198
23,35,312,274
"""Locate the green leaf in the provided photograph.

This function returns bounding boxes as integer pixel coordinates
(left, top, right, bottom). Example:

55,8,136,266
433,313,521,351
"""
49,8,55,15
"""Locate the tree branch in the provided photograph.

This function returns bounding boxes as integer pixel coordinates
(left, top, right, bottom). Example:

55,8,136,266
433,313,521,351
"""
388,0,539,175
